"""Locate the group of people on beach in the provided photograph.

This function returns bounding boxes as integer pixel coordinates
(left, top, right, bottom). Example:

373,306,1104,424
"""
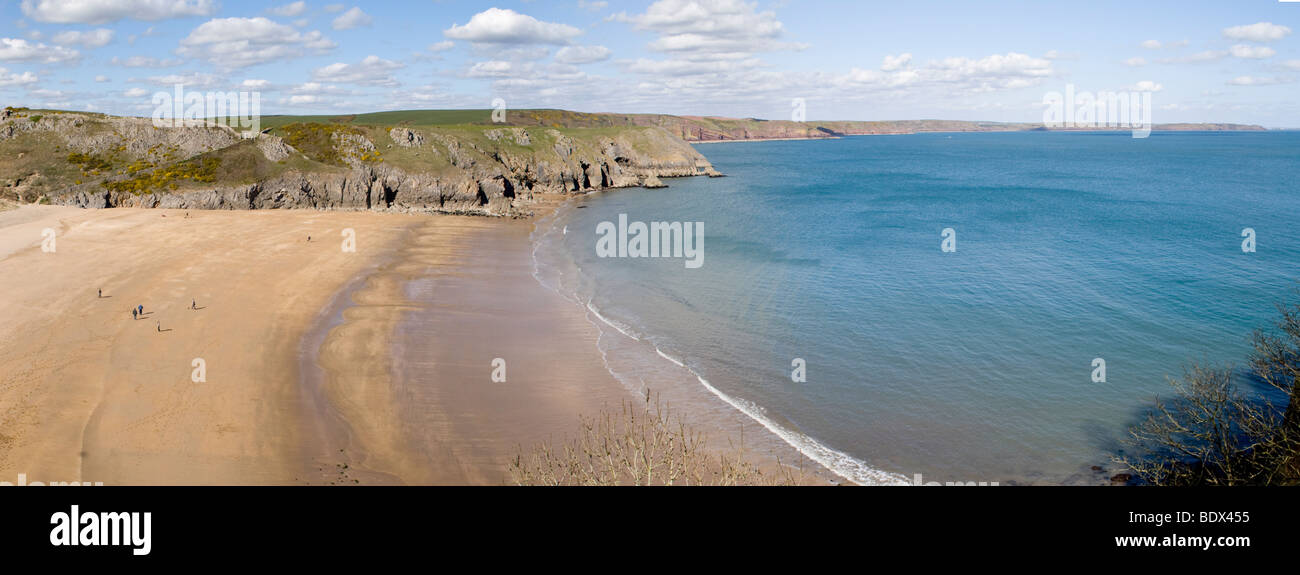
106,290,200,332
128,304,157,331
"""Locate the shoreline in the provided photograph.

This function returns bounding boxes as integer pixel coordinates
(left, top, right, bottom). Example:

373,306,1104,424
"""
0,197,837,485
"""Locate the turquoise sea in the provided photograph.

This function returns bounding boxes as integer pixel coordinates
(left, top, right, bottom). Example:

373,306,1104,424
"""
531,131,1300,484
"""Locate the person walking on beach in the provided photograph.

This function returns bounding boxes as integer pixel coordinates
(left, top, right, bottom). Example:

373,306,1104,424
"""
191,299,196,310
98,288,102,298
156,321,161,332
138,304,143,315
132,308,137,321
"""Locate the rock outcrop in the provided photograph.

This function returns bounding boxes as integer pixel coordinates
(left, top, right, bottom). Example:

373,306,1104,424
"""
389,127,424,148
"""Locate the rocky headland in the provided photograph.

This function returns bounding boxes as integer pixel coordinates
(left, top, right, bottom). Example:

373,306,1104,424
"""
0,107,722,217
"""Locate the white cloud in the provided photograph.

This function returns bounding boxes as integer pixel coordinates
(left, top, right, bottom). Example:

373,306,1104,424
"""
555,45,611,64
636,3,796,54
1229,44,1275,59
1223,22,1291,43
1157,50,1226,64
178,17,336,68
312,55,403,86
466,60,520,78
270,1,307,17
881,53,912,71
1129,80,1163,92
0,67,38,86
51,28,114,48
428,40,454,52
839,52,1053,94
578,0,608,11
141,72,221,86
20,0,215,24
0,37,79,62
613,0,802,79
1140,39,1188,50
926,52,1053,91
111,55,183,67
332,7,371,30
241,79,270,89
477,45,551,61
445,8,582,45
94,74,109,82
625,57,757,76
123,87,148,97
1284,60,1300,71
1123,57,1146,67
1227,75,1288,86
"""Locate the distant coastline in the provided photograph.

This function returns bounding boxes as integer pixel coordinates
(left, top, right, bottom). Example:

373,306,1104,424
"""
686,125,1272,145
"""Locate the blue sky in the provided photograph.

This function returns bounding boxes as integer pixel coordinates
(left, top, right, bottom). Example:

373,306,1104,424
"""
1,0,1298,126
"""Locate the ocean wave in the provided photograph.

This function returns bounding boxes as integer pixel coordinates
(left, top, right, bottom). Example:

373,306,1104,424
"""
649,345,909,486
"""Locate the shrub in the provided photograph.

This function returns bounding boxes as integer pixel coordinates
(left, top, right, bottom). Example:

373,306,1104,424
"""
509,391,802,486
103,156,220,195
1118,301,1300,485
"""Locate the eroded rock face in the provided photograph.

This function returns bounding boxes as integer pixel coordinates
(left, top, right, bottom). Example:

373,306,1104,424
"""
485,127,531,146
257,135,293,162
389,127,425,148
1,112,243,158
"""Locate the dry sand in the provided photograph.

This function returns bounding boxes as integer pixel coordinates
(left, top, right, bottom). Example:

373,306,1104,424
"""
0,206,420,484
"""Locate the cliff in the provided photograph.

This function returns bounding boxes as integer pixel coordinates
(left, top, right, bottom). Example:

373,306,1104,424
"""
0,107,721,217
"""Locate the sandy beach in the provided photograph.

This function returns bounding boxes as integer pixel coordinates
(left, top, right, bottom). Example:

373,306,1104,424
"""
0,205,425,484
0,200,823,485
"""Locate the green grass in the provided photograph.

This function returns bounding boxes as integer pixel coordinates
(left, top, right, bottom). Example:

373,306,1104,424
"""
0,132,85,200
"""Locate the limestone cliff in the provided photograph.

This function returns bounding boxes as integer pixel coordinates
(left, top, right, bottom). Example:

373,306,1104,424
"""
0,108,721,217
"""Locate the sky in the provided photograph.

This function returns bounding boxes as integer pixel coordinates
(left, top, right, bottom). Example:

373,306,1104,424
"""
1,0,1298,126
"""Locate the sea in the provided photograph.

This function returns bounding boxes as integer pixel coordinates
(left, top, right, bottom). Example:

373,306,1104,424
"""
530,131,1300,485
